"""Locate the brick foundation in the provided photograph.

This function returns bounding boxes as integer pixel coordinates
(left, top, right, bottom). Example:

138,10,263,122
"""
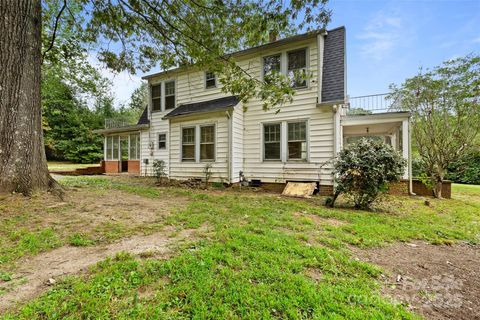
127,160,140,174
104,161,120,174
388,179,451,198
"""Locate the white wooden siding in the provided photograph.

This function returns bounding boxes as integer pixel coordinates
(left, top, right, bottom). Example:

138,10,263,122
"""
143,35,335,185
168,112,230,182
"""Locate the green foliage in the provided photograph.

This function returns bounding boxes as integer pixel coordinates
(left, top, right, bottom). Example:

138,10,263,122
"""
68,233,95,247
332,139,406,209
389,54,480,197
152,160,167,183
203,163,213,187
446,150,480,185
40,0,331,111
4,176,480,318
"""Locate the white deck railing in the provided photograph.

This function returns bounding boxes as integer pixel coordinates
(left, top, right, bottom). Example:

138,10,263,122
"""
348,93,402,114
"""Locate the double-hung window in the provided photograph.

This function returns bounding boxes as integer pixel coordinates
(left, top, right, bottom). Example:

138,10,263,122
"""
263,54,281,82
205,72,216,89
200,125,215,161
263,123,281,160
165,81,175,109
151,84,162,111
287,122,307,160
287,49,307,88
182,127,195,161
158,133,166,150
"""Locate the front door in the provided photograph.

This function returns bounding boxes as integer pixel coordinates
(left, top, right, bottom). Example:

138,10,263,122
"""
120,136,129,172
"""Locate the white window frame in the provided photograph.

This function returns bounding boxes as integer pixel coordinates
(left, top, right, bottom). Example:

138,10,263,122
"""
158,133,167,150
205,71,217,89
287,121,308,161
261,47,309,89
151,83,162,112
287,47,308,89
181,126,196,162
164,80,176,110
262,122,282,161
261,119,309,163
199,124,216,162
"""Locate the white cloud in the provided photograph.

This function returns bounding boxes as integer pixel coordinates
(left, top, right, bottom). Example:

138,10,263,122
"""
87,53,143,108
358,11,404,61
473,37,480,44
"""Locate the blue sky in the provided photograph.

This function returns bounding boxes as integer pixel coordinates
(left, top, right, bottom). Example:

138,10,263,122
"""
327,0,480,96
101,0,480,106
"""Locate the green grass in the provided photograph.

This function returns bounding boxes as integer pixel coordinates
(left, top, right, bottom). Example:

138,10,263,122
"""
2,177,480,319
67,233,96,247
47,161,97,171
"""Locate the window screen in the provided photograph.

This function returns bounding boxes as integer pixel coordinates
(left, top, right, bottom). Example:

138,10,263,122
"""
200,125,215,160
151,84,162,111
287,122,307,160
182,127,195,161
165,81,175,109
287,49,307,88
264,123,281,160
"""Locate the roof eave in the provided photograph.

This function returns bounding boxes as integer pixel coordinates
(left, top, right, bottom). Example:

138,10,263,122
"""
93,124,150,135
163,106,234,120
142,28,328,80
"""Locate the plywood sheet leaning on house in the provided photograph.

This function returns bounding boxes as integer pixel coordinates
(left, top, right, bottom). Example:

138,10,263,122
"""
282,182,317,198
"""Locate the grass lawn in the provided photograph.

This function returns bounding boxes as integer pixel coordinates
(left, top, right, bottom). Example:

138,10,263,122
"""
1,177,479,319
47,161,98,171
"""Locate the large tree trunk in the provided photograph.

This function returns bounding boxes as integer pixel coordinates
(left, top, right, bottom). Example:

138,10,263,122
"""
0,0,60,195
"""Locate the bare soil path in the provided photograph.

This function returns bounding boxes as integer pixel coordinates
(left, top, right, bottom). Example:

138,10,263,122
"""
0,227,202,313
352,241,480,320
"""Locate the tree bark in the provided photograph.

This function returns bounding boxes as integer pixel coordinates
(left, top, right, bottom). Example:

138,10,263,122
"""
0,0,61,195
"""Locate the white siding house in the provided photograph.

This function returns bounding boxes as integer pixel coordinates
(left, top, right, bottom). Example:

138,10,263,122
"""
96,26,413,194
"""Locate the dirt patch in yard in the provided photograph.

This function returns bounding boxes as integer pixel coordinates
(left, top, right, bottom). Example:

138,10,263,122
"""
351,241,480,320
0,226,205,313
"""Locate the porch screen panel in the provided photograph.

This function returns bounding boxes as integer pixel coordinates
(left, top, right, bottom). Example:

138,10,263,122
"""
112,136,119,160
106,136,113,160
129,134,140,160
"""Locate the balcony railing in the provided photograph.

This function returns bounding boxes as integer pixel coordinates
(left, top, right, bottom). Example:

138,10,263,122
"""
104,118,136,129
348,93,402,114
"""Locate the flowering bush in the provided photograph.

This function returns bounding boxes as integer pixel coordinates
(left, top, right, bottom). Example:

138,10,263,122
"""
329,139,406,209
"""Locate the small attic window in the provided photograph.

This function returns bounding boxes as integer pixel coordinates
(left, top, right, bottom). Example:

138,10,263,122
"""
205,71,216,89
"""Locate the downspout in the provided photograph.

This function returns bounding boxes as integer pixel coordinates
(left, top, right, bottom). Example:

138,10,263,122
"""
226,110,232,183
408,117,415,195
317,30,326,103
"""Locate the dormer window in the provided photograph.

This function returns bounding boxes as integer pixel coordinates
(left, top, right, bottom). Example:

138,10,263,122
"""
287,49,307,88
151,84,162,111
263,54,281,79
165,81,175,109
205,71,216,89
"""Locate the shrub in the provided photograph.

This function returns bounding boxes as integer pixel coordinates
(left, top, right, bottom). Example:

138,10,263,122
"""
153,160,167,183
330,139,406,210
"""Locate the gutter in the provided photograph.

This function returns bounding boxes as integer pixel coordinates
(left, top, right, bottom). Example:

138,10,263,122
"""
93,124,150,135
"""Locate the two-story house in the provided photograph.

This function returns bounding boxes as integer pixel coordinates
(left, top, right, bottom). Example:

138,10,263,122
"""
96,26,413,195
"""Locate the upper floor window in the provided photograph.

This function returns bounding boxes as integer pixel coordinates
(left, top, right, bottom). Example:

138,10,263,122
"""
288,49,307,88
200,125,215,161
287,122,307,160
263,54,281,80
263,123,281,160
151,84,162,111
165,81,176,110
205,72,216,89
182,127,195,161
158,133,166,149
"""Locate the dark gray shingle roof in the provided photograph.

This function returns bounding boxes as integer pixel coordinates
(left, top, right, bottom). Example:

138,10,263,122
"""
137,106,150,125
164,96,239,119
322,26,346,103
